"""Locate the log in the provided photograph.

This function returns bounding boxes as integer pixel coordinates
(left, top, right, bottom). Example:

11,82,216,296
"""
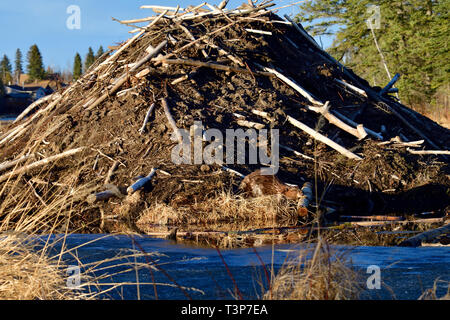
139,103,156,134
202,40,244,66
127,168,158,194
171,75,189,85
128,10,169,33
286,114,363,160
218,0,229,10
399,222,450,247
330,110,383,140
100,14,167,66
140,5,185,11
0,148,85,183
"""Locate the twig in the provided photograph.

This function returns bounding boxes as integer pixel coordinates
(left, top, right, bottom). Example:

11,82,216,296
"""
139,103,156,134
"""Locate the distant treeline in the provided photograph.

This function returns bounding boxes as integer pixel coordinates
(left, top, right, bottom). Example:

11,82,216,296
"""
0,45,105,96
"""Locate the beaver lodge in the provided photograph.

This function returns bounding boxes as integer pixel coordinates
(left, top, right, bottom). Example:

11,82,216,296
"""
0,1,449,247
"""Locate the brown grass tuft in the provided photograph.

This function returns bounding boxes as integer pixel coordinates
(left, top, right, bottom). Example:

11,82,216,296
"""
0,233,84,300
265,238,362,300
137,191,300,230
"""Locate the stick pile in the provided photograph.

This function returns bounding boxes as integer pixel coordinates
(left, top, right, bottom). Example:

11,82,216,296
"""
0,1,448,234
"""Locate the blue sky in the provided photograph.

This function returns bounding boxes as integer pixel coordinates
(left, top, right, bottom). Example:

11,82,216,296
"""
0,0,333,73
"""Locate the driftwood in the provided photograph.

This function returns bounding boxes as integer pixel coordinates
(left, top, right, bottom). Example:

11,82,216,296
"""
399,222,450,247
127,168,158,194
0,148,85,183
282,8,441,149
245,28,272,35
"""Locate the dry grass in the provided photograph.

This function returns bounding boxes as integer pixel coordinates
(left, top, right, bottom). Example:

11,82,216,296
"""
137,191,300,230
0,233,86,300
264,238,362,300
419,280,450,300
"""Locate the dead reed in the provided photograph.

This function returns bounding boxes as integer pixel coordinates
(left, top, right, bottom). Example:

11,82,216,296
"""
264,238,363,300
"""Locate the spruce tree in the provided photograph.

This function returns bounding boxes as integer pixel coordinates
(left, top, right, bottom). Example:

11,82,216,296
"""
73,53,82,81
0,55,12,84
297,0,449,107
27,44,45,81
84,47,95,72
96,46,105,60
14,49,23,83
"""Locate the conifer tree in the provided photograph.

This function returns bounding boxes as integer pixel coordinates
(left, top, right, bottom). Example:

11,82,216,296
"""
14,49,23,83
96,46,105,60
27,44,45,81
297,0,449,107
73,53,82,81
84,47,95,72
0,55,12,84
